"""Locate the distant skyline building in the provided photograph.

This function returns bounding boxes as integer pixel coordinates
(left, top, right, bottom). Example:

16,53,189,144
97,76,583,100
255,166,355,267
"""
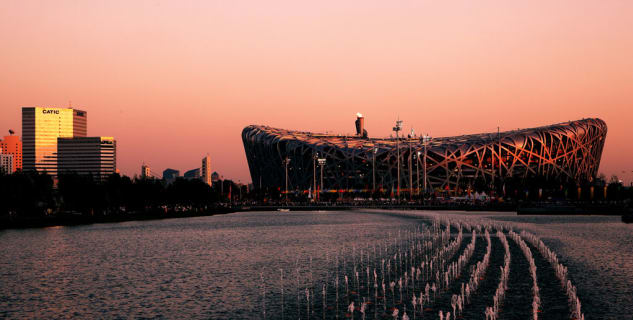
141,163,151,179
0,132,22,173
58,137,116,181
201,155,211,185
184,168,200,180
211,171,220,182
163,168,180,184
22,107,87,176
0,150,14,175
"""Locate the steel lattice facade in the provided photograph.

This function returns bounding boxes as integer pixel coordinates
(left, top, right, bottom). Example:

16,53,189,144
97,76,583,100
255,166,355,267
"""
242,118,607,192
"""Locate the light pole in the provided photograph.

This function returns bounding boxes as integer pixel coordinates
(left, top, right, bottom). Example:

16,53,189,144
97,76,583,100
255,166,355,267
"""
313,152,317,201
318,157,326,200
416,151,421,196
498,126,502,178
408,129,414,200
283,157,291,202
422,135,431,195
490,128,498,194
393,120,403,201
372,147,378,192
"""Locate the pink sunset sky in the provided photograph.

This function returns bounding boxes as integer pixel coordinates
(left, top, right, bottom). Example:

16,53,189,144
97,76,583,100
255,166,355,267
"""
1,1,632,184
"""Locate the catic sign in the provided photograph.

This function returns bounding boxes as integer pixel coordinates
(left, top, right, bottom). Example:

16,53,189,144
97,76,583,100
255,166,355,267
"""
42,109,60,114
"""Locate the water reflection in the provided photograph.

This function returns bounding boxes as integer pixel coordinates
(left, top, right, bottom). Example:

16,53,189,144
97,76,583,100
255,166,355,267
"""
0,211,631,319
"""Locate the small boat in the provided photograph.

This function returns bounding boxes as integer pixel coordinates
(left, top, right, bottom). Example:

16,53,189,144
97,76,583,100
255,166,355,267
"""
277,208,290,212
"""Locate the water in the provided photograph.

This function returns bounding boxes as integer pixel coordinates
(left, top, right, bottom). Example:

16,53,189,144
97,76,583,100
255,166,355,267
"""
490,214,633,318
1,210,632,319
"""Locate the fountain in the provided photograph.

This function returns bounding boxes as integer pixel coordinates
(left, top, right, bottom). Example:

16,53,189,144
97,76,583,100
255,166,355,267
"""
280,269,284,320
260,272,266,319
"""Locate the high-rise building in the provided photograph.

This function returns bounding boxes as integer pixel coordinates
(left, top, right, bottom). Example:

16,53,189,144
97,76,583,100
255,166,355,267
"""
141,163,151,179
211,171,220,182
201,155,211,185
163,168,180,184
57,137,116,181
184,168,200,180
22,107,87,176
0,132,22,173
0,150,14,175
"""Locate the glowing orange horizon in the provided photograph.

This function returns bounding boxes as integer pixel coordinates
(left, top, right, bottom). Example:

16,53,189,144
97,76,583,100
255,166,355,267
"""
0,1,632,184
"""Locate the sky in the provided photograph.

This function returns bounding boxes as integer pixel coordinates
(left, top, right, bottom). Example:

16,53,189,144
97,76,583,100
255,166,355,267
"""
1,0,632,184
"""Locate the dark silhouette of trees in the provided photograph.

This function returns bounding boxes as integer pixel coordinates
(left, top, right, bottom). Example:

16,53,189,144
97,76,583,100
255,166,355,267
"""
1,169,631,222
0,171,243,218
0,171,54,216
166,178,215,210
58,173,104,215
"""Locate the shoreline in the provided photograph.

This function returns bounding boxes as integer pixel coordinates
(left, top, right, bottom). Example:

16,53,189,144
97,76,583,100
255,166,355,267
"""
2,203,629,230
0,207,237,230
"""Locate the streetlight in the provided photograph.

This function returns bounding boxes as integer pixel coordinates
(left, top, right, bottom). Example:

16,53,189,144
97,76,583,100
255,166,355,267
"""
393,120,403,201
498,126,502,178
421,135,431,195
372,147,378,192
490,127,500,194
313,152,318,201
416,151,421,196
408,128,415,200
318,157,326,199
283,157,291,202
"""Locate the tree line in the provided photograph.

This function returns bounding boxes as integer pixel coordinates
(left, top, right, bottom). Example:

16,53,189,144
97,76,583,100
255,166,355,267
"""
0,171,247,217
0,171,631,218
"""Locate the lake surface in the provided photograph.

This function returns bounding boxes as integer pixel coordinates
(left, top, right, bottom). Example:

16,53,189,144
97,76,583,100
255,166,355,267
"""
1,210,631,319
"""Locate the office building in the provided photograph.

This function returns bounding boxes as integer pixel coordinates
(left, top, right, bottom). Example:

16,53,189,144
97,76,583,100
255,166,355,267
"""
163,168,180,184
57,137,116,181
201,155,211,185
0,132,22,173
184,168,200,180
0,151,13,175
22,107,87,176
141,163,151,179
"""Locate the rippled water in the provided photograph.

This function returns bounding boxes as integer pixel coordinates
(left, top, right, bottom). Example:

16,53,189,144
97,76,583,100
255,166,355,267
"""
1,210,631,319
489,214,633,318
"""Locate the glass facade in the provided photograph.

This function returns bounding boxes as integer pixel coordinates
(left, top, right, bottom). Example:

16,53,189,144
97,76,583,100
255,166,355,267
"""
184,168,200,180
22,107,87,176
162,168,180,184
58,137,116,181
